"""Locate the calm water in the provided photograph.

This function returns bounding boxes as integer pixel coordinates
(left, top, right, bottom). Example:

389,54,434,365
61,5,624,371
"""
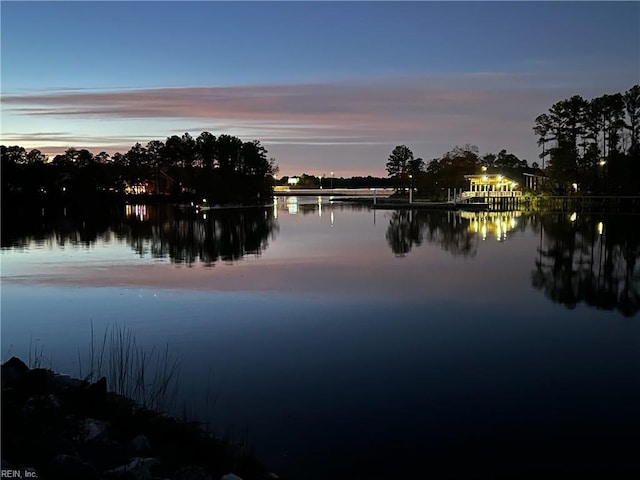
2,198,639,478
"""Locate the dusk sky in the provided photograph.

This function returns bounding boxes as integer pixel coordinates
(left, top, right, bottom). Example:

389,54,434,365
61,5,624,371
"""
2,1,638,177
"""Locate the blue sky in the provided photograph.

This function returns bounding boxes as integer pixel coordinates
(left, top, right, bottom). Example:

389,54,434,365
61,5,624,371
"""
2,1,639,176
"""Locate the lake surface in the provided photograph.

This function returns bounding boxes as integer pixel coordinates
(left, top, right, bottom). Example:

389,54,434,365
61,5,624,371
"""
2,198,639,478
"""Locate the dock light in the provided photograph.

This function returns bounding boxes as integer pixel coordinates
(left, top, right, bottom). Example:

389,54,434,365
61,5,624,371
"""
481,166,487,172
202,198,207,203
572,183,578,192
570,212,577,222
599,160,606,167
597,222,604,235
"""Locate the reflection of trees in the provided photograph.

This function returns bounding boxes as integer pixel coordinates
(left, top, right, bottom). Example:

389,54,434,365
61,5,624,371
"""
1,204,119,249
385,210,478,258
532,213,640,317
1,204,279,267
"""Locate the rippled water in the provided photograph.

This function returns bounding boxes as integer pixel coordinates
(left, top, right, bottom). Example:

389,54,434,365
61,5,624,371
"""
2,198,639,478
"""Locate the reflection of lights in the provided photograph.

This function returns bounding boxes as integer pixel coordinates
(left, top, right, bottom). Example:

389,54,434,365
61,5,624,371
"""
570,212,577,222
461,210,522,242
597,222,604,235
125,204,148,221
318,197,323,217
203,213,207,220
572,183,578,192
286,196,298,215
273,198,278,219
330,211,335,227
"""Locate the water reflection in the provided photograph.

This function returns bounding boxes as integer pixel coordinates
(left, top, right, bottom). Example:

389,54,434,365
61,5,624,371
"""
385,210,525,257
382,208,639,317
532,213,640,317
1,204,279,266
2,203,638,316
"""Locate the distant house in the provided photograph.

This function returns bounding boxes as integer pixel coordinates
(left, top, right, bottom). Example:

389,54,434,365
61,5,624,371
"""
522,172,546,191
463,173,520,195
455,173,522,206
124,181,149,195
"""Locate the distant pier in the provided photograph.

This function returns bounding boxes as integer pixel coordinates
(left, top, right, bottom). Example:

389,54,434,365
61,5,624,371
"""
273,187,394,197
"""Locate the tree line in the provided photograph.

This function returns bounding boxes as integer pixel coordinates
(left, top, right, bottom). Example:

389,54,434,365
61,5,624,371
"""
386,143,533,200
385,84,639,198
1,132,278,204
533,84,639,194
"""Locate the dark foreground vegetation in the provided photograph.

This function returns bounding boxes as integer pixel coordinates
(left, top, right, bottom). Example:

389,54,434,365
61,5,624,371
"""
1,356,271,480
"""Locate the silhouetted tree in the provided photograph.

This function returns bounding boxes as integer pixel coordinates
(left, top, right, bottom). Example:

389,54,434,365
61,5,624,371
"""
386,145,414,188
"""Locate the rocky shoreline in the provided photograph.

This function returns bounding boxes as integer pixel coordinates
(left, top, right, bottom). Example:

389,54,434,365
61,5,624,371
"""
1,357,277,480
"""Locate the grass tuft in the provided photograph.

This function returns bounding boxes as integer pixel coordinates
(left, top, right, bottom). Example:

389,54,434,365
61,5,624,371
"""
80,321,183,413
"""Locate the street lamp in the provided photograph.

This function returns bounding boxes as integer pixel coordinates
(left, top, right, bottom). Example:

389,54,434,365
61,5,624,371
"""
409,174,413,204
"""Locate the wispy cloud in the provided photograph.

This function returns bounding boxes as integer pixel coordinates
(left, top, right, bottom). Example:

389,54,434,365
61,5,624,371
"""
3,71,636,172
1,76,564,141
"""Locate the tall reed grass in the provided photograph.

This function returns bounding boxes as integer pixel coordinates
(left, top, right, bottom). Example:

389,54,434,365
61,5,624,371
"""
79,321,183,413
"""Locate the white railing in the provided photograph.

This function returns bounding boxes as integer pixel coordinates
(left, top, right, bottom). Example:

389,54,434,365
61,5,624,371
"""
455,190,522,203
467,190,522,197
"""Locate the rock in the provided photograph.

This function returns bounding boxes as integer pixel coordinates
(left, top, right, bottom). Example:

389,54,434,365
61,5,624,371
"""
22,394,62,423
81,418,109,442
1,356,29,385
129,434,152,455
51,373,84,390
173,466,211,480
86,376,108,409
87,376,107,396
50,453,98,480
105,457,160,480
220,474,243,480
